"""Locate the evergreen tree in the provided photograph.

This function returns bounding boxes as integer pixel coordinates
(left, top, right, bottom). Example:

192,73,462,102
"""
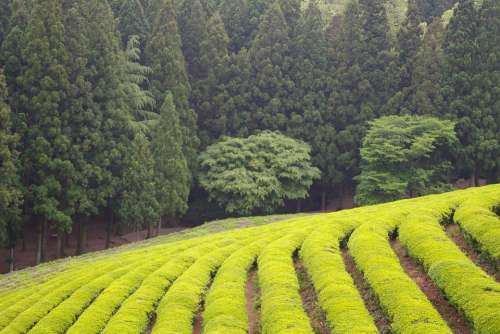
16,0,73,263
0,0,11,48
178,0,208,81
118,132,159,238
151,93,190,234
116,0,149,48
442,0,485,184
64,0,133,254
415,0,455,22
358,0,393,113
249,2,291,132
196,12,230,144
0,69,22,271
278,0,301,36
146,0,199,173
220,0,250,53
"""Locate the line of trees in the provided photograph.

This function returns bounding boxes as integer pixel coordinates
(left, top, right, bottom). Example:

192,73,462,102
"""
0,0,499,268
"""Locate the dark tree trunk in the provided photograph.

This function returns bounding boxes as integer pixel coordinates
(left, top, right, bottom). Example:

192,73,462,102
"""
9,246,15,272
321,191,327,211
56,231,65,258
65,231,71,248
21,233,26,252
36,220,43,265
76,220,86,255
296,200,302,213
157,217,162,237
147,222,152,239
105,211,114,249
41,219,47,262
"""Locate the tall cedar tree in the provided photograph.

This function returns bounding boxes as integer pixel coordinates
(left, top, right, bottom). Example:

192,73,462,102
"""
220,0,250,53
475,0,500,182
249,2,291,132
116,0,149,49
0,0,11,48
146,0,199,174
358,0,393,114
196,12,230,144
119,132,159,238
415,0,455,22
18,0,73,263
178,0,208,81
151,93,190,233
287,1,332,208
0,70,22,271
442,0,490,184
324,1,368,203
64,0,132,254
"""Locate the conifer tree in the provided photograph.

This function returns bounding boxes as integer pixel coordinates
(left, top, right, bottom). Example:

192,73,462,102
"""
151,93,190,234
442,0,484,184
146,0,199,173
178,0,208,81
0,69,22,271
196,12,230,144
249,2,291,132
118,132,159,238
116,0,149,48
220,0,250,53
0,0,11,48
17,0,73,263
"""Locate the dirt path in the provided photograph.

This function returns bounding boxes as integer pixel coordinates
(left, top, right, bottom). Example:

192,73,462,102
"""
246,269,259,334
445,224,499,281
192,312,203,334
294,258,330,334
341,249,391,334
391,239,472,334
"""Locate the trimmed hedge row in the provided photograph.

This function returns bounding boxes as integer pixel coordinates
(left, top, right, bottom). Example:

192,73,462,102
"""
258,225,317,334
348,211,453,334
399,206,500,334
151,235,257,334
300,217,378,334
202,221,301,334
454,192,500,263
100,233,242,334
54,240,197,334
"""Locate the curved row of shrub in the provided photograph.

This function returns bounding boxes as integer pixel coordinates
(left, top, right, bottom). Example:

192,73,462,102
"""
454,191,500,264
300,216,378,334
201,219,307,334
348,209,453,334
258,224,318,334
399,205,500,334
150,232,261,333
99,232,249,334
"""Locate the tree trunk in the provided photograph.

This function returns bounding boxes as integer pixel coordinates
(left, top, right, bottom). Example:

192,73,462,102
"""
76,220,86,255
9,246,15,272
105,211,113,249
474,168,480,187
321,191,327,212
157,217,162,237
36,220,43,265
296,200,302,213
41,219,48,262
21,234,26,252
56,231,65,258
147,222,152,239
65,231,71,248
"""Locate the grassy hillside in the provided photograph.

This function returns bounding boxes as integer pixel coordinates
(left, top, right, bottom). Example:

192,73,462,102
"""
0,185,500,334
0,185,499,334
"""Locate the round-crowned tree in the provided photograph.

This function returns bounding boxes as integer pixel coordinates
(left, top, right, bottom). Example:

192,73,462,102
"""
199,131,320,215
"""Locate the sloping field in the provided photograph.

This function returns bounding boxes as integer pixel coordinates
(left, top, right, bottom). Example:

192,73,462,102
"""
0,185,499,334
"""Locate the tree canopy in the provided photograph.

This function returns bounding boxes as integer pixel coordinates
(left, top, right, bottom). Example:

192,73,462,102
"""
199,131,320,215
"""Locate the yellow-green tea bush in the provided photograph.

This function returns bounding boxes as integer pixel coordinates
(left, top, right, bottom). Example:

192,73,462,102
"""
300,216,378,334
0,184,498,334
454,192,500,263
348,211,453,334
399,207,500,334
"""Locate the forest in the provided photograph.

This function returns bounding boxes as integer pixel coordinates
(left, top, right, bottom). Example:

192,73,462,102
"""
0,0,499,270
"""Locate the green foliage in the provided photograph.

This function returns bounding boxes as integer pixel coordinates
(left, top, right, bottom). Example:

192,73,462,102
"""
151,93,190,219
399,199,500,334
118,132,159,230
0,70,21,248
199,132,320,215
355,115,457,205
